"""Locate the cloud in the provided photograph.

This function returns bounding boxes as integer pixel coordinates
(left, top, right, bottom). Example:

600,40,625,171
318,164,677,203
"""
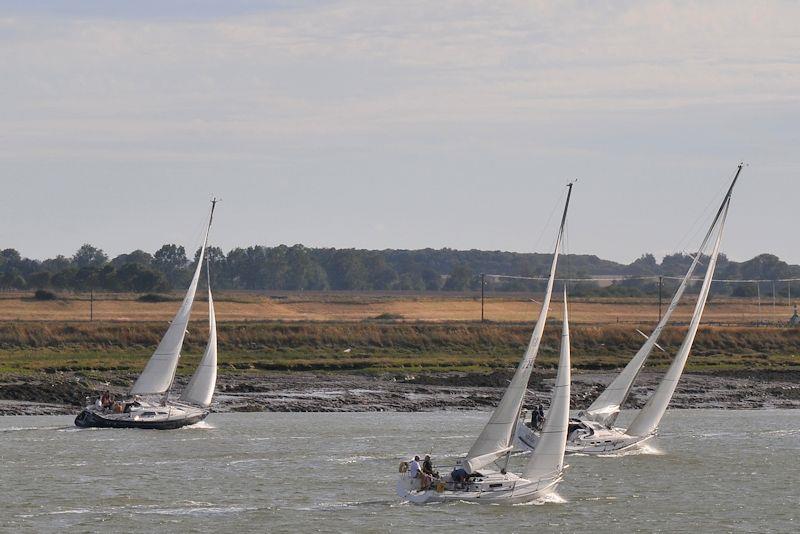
1,0,798,162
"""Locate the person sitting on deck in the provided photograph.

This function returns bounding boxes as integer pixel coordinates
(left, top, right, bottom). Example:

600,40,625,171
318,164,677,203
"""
451,467,469,488
422,454,438,479
100,390,110,409
409,455,432,490
409,456,421,478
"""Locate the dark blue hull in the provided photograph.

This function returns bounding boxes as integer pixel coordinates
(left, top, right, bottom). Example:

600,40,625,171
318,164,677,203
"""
74,409,208,430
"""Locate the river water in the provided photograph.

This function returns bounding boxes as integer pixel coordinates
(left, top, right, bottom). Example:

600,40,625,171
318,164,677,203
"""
1,409,798,533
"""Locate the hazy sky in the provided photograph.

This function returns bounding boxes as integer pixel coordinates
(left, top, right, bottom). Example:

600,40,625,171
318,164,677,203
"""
1,1,798,264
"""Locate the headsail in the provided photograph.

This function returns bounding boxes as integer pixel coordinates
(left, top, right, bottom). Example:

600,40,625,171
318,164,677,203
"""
130,201,217,396
626,166,740,437
463,184,573,474
180,265,218,407
523,290,571,482
582,173,735,426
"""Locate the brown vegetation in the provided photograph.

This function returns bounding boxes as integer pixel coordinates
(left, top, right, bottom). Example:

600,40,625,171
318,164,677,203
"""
0,290,795,325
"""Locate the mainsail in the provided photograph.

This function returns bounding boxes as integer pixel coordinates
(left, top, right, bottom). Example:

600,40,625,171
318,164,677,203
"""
130,202,217,396
626,167,740,437
582,177,735,426
180,267,218,407
523,290,571,482
463,184,573,474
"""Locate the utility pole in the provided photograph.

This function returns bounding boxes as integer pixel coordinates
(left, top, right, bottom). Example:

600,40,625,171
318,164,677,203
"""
756,282,762,326
480,273,485,323
658,276,663,322
772,281,777,323
90,288,94,322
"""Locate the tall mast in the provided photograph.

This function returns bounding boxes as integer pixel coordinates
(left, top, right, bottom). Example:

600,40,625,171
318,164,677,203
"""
160,198,219,405
626,165,741,436
463,182,573,474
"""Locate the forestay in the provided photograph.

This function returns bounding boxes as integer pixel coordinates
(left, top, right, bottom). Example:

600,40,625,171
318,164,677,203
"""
463,184,573,474
626,167,739,437
523,291,571,482
180,278,218,407
130,204,216,396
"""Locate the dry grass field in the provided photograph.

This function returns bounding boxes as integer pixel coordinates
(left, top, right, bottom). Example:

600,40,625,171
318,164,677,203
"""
0,290,794,326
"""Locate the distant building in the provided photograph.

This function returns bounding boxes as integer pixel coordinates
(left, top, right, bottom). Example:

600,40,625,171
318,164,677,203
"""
790,305,800,327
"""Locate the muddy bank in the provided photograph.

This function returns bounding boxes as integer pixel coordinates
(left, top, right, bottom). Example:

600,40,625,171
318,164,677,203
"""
1,369,799,416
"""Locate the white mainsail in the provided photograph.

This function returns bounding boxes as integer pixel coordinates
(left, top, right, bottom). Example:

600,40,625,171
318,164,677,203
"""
180,275,218,407
626,168,739,437
463,184,573,474
582,194,730,427
130,202,217,396
523,290,571,482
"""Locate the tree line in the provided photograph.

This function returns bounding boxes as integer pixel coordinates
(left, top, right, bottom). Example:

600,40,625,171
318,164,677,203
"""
1,244,799,296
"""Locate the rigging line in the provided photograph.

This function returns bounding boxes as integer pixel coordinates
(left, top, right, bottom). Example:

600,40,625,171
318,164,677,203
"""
671,170,732,257
530,186,566,256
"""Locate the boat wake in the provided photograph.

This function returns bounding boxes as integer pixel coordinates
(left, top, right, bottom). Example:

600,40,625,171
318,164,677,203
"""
0,425,68,433
511,492,567,506
598,443,663,457
182,421,215,430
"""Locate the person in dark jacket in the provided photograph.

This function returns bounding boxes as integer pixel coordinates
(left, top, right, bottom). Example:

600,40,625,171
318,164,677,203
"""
422,454,438,478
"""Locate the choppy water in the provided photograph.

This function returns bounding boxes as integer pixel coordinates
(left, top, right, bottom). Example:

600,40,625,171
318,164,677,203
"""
1,409,798,533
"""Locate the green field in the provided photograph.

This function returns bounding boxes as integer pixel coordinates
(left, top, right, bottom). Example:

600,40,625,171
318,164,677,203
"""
1,320,798,376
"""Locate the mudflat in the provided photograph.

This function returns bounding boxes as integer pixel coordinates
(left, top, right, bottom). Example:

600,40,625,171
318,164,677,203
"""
2,369,798,416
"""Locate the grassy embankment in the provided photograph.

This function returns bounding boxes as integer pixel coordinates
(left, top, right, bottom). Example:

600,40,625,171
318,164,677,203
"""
0,320,798,377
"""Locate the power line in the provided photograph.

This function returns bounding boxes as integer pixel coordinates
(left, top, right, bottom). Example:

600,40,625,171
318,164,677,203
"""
484,274,800,284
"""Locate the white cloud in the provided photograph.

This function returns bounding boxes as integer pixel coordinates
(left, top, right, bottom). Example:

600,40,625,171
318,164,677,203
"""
0,1,798,262
2,0,798,157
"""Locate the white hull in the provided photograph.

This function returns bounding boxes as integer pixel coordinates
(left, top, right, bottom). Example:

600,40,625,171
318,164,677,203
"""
397,469,561,505
516,419,651,455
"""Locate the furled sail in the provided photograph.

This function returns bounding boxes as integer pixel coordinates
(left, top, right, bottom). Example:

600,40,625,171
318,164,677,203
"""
582,183,732,427
463,184,573,474
130,203,217,396
523,290,571,482
180,274,217,407
626,167,740,437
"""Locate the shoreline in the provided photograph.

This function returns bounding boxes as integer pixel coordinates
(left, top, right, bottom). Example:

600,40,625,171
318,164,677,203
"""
1,369,799,416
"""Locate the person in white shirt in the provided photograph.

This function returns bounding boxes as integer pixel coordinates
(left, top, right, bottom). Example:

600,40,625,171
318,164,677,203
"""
409,456,421,479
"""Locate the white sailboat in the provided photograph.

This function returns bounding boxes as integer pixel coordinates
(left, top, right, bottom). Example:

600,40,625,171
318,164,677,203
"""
397,185,573,504
75,200,220,430
516,164,742,454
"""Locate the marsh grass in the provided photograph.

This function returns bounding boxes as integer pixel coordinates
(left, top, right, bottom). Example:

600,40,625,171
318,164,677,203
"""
0,320,797,376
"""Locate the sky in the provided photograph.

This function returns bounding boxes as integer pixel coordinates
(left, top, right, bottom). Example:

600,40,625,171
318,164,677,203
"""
1,1,798,264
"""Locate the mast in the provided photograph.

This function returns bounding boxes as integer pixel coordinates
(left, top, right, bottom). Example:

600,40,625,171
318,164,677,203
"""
161,198,218,405
463,183,573,474
582,166,742,426
626,166,740,437
130,198,218,399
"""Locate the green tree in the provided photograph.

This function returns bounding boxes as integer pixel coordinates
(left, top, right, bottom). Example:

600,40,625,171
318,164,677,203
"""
153,244,189,288
72,244,108,268
443,265,474,291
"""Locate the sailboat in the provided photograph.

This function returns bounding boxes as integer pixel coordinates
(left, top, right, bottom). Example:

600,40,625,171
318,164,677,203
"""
516,164,742,454
397,185,573,504
75,200,220,430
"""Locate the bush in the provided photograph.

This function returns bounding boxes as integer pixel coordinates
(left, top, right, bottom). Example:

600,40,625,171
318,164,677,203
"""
137,293,172,303
33,289,58,301
370,312,404,321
